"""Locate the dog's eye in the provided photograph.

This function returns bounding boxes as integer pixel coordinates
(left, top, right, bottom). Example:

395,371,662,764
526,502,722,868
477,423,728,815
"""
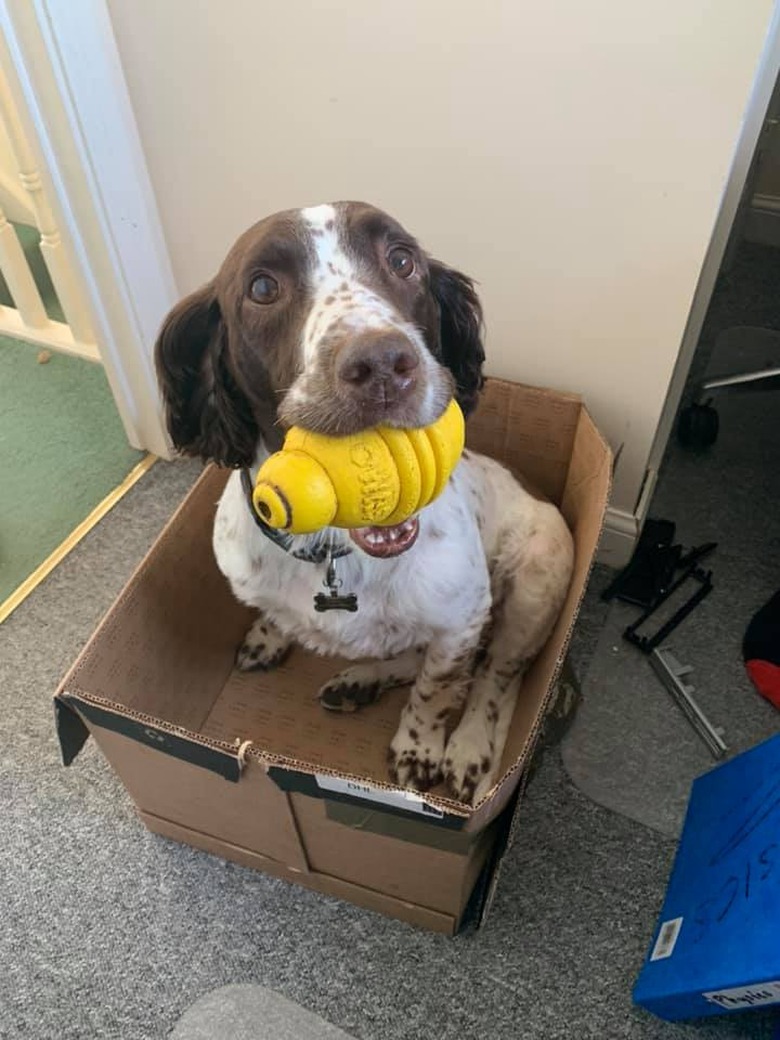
387,247,415,279
249,275,279,304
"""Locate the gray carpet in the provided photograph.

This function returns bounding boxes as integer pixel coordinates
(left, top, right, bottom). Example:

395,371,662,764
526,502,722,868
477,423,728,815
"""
0,458,775,1039
563,245,780,838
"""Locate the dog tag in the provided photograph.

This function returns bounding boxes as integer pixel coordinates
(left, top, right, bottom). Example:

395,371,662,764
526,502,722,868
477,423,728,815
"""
314,591,359,612
313,554,358,613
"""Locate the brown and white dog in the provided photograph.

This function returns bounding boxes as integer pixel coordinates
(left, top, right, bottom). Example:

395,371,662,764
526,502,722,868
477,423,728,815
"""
155,202,573,805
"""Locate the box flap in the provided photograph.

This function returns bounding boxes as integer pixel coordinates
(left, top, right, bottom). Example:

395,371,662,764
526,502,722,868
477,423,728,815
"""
466,378,581,503
59,691,243,782
268,767,465,827
324,801,481,852
54,695,90,766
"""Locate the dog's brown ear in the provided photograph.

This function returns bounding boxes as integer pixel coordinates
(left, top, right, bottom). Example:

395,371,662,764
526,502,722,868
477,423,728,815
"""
429,261,485,417
155,284,259,468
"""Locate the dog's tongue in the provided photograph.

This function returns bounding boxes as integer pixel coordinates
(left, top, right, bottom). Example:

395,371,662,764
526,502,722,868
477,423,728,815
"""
349,517,419,558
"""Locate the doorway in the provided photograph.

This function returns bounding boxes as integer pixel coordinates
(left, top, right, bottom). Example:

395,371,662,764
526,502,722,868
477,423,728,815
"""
561,61,780,835
0,58,152,620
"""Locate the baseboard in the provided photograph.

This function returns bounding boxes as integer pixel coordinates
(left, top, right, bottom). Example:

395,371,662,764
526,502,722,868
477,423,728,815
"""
597,507,639,569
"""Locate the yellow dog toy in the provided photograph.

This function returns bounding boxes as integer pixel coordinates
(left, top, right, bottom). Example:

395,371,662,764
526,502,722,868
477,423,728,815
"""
252,399,465,535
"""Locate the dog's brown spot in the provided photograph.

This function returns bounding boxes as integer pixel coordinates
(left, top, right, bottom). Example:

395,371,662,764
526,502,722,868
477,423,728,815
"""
409,728,419,742
429,527,444,540
467,763,479,778
433,651,473,687
480,755,491,774
324,295,335,305
496,666,519,683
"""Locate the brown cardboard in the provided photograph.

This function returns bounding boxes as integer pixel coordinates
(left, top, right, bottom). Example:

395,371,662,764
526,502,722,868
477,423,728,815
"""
140,812,464,935
55,377,611,933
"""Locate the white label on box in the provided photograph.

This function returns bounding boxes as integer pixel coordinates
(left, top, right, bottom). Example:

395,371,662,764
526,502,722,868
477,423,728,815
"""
703,980,780,1010
314,774,445,818
650,917,683,961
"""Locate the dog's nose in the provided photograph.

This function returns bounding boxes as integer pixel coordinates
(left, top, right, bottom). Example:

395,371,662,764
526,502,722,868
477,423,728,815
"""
337,333,419,402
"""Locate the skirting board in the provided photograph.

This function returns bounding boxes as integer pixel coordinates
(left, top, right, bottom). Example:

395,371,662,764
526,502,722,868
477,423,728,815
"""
597,507,638,570
597,464,658,569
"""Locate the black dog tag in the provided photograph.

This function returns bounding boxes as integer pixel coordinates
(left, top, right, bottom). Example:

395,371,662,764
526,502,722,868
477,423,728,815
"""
313,553,358,613
313,590,359,612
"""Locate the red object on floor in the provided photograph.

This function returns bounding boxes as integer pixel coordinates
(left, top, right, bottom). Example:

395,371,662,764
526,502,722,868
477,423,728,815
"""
743,590,780,710
745,660,780,710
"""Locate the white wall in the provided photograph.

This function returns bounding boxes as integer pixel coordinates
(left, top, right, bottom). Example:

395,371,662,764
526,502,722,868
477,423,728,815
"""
106,0,773,514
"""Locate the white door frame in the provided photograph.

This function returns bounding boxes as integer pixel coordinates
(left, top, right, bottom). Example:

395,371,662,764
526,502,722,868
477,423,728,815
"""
0,0,177,458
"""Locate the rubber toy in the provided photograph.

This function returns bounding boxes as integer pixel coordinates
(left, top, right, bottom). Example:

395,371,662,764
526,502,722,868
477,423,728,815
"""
252,399,465,534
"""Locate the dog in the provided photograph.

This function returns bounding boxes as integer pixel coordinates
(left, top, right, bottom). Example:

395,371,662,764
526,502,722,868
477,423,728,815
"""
155,201,574,805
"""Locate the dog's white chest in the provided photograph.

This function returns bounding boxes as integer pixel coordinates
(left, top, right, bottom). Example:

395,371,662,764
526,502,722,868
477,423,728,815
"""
213,466,489,660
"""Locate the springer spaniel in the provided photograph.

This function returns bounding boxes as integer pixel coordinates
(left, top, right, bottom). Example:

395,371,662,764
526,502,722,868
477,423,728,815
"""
155,202,573,805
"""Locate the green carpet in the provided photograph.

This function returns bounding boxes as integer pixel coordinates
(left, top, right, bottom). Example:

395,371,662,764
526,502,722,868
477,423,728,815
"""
0,335,144,604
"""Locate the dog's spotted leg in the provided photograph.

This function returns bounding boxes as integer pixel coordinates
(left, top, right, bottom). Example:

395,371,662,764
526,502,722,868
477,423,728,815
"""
388,621,486,792
318,648,423,712
236,615,293,671
444,516,574,804
442,649,529,806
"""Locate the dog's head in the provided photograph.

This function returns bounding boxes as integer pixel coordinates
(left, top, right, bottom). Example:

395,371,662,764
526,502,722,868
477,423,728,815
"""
155,202,484,468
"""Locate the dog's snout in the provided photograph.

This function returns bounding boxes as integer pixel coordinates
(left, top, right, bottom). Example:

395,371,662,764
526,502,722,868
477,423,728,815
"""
337,334,419,402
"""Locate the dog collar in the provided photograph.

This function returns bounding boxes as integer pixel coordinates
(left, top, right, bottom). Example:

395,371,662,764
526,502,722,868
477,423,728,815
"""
240,468,352,565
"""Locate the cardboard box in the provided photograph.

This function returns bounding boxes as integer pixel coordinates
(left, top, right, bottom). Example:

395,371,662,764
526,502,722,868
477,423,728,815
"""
55,378,611,934
634,733,780,1020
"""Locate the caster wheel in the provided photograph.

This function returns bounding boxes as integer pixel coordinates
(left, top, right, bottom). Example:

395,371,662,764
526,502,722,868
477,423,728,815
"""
677,401,719,449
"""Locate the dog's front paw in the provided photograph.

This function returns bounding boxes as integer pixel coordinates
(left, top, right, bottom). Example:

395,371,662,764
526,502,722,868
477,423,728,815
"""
236,617,292,672
388,718,445,792
443,722,497,805
319,667,383,712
